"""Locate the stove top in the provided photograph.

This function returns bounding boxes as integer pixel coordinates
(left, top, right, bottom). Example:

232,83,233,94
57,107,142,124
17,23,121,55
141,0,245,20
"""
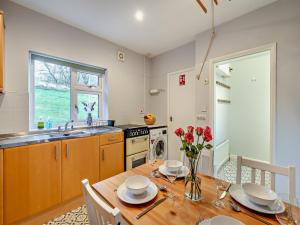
116,124,149,138
116,124,146,130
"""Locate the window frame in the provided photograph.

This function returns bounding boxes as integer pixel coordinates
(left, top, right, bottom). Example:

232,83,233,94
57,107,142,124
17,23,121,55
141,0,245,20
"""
29,52,107,130
71,68,104,122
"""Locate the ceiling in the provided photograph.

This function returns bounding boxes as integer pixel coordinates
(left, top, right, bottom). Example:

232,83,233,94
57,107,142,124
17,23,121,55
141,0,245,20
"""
11,0,277,57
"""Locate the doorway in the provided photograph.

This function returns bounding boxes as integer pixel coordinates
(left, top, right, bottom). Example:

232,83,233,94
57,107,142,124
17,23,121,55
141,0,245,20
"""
167,68,196,161
210,44,276,183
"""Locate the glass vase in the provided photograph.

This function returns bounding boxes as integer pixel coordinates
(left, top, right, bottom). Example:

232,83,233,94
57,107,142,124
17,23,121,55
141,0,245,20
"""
185,157,202,201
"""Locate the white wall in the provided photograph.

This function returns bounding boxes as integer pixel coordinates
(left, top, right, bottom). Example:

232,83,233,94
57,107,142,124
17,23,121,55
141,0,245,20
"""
195,0,300,197
228,52,270,162
150,0,300,197
149,41,195,124
0,1,150,133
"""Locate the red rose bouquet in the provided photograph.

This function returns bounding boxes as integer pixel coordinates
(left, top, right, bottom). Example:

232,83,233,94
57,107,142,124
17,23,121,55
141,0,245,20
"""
174,125,213,201
175,126,213,159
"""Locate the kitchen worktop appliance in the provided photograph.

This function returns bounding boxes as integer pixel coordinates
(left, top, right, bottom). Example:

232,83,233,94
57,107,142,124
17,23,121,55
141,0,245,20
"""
117,124,149,170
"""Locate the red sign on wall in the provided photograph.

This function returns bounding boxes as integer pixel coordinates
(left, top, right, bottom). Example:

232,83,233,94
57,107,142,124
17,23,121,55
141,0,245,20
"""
179,74,185,86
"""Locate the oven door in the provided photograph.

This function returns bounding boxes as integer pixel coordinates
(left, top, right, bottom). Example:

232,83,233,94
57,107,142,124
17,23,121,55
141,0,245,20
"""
126,135,149,156
126,151,148,170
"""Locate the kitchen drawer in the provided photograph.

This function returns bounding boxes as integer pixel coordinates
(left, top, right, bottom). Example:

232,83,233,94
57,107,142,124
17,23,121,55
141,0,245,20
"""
100,132,124,146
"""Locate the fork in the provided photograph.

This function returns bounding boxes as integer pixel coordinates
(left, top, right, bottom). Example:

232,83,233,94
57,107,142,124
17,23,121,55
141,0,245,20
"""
156,183,176,199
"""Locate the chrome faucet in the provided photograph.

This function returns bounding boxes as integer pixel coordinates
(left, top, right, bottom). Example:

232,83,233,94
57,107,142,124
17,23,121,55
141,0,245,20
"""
64,120,74,131
57,126,62,132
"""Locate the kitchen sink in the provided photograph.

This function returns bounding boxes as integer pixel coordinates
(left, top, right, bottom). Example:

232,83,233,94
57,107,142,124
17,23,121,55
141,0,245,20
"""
87,127,112,133
49,130,90,138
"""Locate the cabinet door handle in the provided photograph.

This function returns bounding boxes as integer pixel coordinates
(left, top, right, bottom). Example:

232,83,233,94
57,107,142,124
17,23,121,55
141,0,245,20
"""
102,149,105,161
55,145,58,161
108,138,117,142
66,144,69,159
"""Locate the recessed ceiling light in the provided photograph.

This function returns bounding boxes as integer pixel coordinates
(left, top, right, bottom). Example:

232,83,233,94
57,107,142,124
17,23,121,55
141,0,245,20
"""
135,10,144,22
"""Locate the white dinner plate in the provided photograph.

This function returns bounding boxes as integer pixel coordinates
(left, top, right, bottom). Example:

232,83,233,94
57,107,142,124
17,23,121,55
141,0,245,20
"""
158,165,189,178
198,215,244,225
229,184,285,214
117,181,158,205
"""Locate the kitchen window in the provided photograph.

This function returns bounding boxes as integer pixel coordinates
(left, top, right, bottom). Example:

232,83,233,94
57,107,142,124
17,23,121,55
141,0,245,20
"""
29,52,107,129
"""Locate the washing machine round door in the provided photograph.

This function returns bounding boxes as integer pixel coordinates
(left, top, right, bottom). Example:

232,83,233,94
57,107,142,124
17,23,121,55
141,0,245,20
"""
152,136,167,159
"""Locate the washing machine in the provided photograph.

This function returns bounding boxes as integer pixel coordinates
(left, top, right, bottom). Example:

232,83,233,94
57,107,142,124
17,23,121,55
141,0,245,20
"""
149,125,168,160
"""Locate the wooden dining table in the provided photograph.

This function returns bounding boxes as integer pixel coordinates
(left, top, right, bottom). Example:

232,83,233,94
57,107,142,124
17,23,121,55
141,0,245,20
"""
93,160,280,225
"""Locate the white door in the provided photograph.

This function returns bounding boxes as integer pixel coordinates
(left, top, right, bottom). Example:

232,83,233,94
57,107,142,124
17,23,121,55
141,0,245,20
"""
168,69,196,161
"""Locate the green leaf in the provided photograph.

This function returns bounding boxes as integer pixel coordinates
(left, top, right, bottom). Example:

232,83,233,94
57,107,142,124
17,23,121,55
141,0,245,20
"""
205,144,213,149
191,145,197,152
197,144,204,151
186,151,192,158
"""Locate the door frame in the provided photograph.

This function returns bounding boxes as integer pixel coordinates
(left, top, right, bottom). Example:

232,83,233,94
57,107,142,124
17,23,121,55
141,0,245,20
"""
208,43,277,164
167,67,195,159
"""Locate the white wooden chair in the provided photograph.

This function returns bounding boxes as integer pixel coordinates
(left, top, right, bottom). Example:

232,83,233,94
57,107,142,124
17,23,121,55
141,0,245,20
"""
197,149,214,176
181,149,214,176
236,156,296,199
81,179,127,225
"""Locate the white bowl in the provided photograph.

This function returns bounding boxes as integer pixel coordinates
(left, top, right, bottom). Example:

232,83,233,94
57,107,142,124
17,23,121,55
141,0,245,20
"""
125,175,150,195
164,160,183,172
242,183,277,206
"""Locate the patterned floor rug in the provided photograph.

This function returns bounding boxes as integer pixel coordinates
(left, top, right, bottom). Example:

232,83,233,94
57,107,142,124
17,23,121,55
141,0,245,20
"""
217,158,271,188
44,205,89,225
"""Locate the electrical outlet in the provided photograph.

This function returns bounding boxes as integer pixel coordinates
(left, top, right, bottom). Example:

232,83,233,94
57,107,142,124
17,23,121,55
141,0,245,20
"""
197,114,207,121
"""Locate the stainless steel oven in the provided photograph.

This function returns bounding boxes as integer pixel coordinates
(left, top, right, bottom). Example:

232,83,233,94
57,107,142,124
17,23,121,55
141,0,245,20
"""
126,149,148,170
117,124,149,170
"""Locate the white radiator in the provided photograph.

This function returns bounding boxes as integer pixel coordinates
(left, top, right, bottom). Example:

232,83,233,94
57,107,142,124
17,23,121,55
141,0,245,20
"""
214,139,230,173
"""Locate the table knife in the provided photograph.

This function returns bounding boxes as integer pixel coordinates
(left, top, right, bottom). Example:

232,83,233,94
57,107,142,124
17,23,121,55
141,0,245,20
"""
219,183,231,200
136,197,167,219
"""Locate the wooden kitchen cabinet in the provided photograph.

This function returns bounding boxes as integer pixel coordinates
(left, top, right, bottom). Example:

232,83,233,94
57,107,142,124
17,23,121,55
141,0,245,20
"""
100,131,124,145
61,136,99,201
0,149,3,225
100,142,124,180
0,11,4,93
3,142,61,225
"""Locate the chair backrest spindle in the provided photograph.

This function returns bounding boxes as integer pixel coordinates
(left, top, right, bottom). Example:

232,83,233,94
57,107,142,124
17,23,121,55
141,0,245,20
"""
198,149,214,176
236,156,296,200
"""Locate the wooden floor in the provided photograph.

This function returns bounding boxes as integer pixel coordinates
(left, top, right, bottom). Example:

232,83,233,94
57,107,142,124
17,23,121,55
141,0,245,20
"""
13,197,84,225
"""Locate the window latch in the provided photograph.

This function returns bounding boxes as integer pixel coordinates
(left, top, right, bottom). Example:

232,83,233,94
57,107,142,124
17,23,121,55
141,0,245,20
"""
75,104,79,113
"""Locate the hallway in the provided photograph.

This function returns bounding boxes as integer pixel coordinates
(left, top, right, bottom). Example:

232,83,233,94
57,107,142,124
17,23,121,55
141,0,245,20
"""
217,158,271,188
